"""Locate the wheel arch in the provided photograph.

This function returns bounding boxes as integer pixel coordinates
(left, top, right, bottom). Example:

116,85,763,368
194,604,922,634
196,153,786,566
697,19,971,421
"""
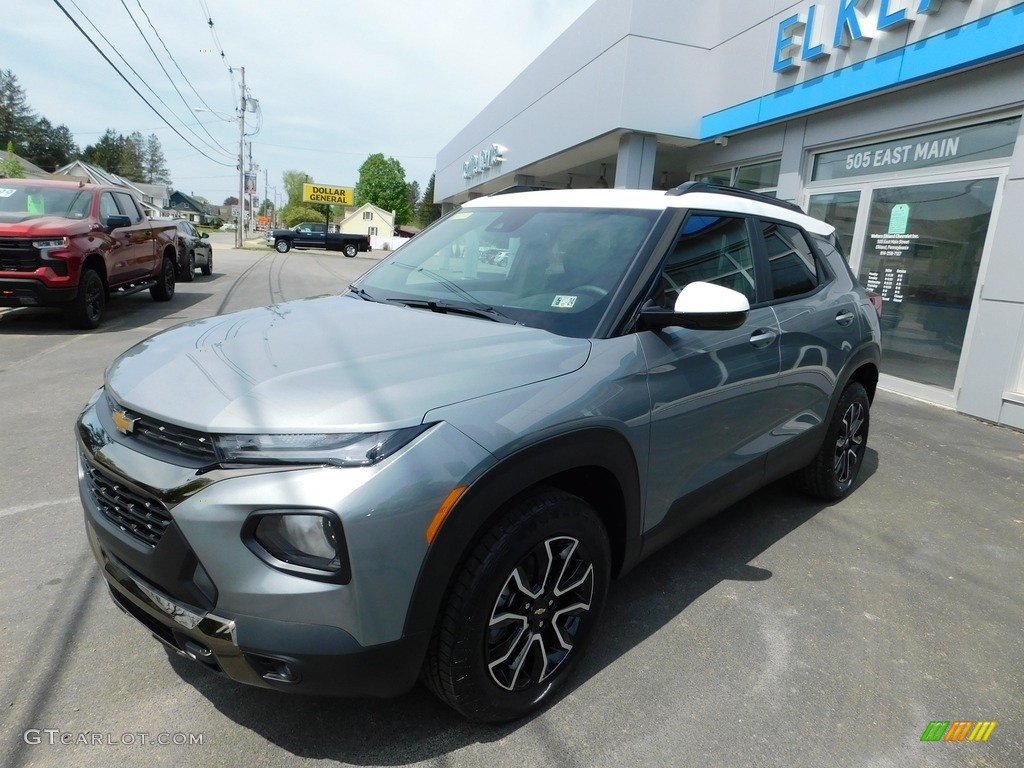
80,253,108,289
402,427,643,644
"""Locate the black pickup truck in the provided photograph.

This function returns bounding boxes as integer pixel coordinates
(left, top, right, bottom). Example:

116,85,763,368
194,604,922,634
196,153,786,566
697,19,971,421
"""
271,222,371,257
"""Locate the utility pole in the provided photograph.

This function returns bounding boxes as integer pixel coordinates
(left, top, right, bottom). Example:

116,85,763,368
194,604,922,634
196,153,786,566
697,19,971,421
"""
236,66,245,249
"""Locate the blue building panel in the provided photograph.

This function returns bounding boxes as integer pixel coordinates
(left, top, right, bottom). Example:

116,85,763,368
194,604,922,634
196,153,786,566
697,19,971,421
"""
701,5,1024,139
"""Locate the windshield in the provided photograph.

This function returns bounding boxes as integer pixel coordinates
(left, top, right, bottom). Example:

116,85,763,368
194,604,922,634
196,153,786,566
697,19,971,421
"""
0,184,91,220
354,206,658,338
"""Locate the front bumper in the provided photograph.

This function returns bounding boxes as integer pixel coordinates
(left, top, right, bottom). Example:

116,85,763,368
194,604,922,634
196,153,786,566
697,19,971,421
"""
0,276,76,307
86,520,424,696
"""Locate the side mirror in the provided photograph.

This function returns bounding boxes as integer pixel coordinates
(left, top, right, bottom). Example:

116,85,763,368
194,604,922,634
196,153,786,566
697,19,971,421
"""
639,281,750,331
105,214,132,231
200,232,209,239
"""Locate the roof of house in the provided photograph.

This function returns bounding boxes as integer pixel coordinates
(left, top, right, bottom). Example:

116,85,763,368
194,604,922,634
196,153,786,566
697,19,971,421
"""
0,150,56,179
54,160,169,215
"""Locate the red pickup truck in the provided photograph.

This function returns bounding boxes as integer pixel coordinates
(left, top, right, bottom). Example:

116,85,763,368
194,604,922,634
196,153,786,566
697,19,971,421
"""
0,178,178,328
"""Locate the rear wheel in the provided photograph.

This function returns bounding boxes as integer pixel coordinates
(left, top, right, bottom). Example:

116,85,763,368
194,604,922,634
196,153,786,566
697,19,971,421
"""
66,268,105,329
795,381,870,499
423,488,610,722
150,257,176,301
343,242,358,258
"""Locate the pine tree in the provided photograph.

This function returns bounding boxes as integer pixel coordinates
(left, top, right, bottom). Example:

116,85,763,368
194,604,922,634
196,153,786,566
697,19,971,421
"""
144,134,171,184
416,172,442,228
0,69,34,151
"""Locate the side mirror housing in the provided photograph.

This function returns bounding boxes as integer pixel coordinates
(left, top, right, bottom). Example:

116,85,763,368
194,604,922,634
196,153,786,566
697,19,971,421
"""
639,281,750,331
105,214,132,231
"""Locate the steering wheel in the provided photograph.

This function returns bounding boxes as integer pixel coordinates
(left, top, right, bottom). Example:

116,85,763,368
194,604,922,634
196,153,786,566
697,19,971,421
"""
570,285,607,299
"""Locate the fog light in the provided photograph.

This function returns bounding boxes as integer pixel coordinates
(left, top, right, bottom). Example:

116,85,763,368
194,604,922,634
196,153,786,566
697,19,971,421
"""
245,511,350,581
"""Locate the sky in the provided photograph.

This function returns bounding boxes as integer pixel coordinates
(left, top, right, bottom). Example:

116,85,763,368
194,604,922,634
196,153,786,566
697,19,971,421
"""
3,0,595,206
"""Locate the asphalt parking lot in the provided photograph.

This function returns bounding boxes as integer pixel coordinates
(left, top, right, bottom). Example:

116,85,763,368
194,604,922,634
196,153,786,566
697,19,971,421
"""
1,236,1021,767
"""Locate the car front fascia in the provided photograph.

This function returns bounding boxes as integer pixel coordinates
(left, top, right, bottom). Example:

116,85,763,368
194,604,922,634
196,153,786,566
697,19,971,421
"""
77,392,497,695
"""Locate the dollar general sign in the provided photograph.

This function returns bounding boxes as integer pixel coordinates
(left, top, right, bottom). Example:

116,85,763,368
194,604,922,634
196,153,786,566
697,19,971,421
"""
302,183,354,205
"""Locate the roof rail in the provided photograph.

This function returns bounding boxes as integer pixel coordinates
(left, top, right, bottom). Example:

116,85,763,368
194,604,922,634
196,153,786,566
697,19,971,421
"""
488,185,554,196
665,181,805,213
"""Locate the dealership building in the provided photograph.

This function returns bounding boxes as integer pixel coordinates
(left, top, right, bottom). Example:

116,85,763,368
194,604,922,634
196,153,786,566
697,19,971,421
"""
435,0,1024,429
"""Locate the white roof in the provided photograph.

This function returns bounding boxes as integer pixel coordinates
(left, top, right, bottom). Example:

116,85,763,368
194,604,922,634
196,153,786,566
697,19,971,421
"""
463,187,835,236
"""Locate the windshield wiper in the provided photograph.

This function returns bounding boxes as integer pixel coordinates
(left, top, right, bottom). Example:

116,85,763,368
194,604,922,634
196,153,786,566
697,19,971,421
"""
385,298,519,324
346,284,378,302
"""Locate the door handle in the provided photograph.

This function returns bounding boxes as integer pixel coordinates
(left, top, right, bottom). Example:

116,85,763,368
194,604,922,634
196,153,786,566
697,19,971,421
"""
835,311,855,326
749,328,777,347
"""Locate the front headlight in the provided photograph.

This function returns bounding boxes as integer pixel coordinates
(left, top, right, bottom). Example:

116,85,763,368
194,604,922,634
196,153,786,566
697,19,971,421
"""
212,424,431,467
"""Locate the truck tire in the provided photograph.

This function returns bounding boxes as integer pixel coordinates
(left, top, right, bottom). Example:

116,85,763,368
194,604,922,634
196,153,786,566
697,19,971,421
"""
275,239,290,253
150,257,176,301
343,243,358,258
66,267,105,329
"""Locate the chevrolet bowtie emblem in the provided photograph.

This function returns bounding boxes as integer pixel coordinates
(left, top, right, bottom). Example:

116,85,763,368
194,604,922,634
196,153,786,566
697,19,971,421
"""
111,408,139,435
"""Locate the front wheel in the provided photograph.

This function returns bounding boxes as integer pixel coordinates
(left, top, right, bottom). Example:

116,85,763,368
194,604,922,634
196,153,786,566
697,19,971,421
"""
150,257,176,301
795,381,870,499
343,243,358,258
200,253,212,276
66,267,105,329
180,252,195,282
423,488,610,722
275,239,290,253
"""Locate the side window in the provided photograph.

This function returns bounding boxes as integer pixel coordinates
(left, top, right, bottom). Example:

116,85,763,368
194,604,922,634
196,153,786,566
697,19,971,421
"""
762,221,820,299
659,213,756,307
113,192,143,224
98,192,120,223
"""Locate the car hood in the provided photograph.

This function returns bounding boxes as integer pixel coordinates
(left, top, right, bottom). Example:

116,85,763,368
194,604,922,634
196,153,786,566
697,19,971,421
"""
0,214,91,235
105,295,591,432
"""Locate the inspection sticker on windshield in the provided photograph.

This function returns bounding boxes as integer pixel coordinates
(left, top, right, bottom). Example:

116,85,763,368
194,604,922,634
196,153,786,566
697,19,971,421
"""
0,188,16,197
552,295,577,308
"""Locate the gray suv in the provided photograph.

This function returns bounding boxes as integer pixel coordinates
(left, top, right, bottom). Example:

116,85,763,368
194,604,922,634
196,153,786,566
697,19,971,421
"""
76,183,881,722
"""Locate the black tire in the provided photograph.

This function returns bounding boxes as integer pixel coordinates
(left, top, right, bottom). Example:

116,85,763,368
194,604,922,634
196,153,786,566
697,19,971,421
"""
275,239,290,253
200,253,212,276
795,381,870,499
150,257,176,301
180,251,195,282
343,243,358,258
66,267,105,329
423,488,610,722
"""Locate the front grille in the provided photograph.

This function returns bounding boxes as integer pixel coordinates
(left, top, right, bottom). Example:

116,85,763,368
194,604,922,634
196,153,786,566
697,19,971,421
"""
85,462,171,547
0,238,39,272
108,398,217,462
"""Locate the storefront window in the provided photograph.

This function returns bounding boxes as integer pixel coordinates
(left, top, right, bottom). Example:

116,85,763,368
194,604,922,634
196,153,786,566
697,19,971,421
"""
857,178,998,390
808,191,860,259
695,160,780,194
735,160,780,191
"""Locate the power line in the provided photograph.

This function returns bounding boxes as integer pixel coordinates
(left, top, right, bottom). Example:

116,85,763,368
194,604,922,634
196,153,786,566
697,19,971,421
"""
51,0,234,167
128,0,234,155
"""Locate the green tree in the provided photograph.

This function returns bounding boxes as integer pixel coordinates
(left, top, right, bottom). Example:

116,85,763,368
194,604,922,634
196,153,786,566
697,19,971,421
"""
355,153,413,225
0,70,34,152
0,140,24,178
282,170,313,207
121,131,146,181
26,120,78,171
82,129,123,173
144,134,171,184
416,172,442,228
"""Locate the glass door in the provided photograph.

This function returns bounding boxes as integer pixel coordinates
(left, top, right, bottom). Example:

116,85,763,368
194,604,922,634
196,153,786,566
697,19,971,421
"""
856,177,998,390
